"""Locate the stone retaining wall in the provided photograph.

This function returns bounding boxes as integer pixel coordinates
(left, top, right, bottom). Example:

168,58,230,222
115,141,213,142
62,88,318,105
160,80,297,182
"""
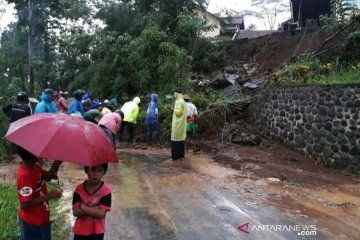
245,84,360,173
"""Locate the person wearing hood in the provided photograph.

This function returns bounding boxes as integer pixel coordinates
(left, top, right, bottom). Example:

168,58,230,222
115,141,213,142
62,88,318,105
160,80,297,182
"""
68,89,85,116
145,93,160,145
119,97,141,144
98,110,124,146
34,89,58,114
166,88,186,160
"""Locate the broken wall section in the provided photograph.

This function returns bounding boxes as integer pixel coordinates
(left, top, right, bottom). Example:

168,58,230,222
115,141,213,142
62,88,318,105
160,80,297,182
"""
245,84,360,173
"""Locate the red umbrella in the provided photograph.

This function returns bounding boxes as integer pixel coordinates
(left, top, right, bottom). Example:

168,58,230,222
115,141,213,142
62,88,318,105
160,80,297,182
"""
5,113,118,166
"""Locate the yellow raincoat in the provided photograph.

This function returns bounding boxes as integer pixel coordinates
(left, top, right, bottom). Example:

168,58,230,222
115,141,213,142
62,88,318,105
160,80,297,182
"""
121,97,140,123
171,92,186,141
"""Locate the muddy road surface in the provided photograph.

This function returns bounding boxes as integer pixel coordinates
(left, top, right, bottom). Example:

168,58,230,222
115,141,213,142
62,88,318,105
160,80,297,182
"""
53,145,360,240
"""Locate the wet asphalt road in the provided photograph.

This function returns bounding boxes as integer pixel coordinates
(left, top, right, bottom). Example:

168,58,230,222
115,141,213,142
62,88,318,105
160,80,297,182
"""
95,150,325,240
3,147,356,239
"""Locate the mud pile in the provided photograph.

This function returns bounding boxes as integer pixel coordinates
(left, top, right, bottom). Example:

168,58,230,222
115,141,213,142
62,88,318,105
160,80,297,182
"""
220,28,333,73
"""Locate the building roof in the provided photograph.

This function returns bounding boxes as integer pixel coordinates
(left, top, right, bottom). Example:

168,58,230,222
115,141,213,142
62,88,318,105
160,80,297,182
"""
220,16,244,25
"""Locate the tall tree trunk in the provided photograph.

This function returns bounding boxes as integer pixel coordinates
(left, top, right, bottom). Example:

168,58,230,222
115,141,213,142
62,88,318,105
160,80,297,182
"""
17,52,26,91
28,0,34,95
44,35,50,89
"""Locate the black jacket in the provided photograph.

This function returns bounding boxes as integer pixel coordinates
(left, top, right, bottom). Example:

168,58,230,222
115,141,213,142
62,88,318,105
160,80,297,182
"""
2,102,31,122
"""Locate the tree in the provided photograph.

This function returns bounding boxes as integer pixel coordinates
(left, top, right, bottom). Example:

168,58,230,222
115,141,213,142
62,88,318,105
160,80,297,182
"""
2,0,93,94
320,0,358,30
251,0,289,30
246,24,257,31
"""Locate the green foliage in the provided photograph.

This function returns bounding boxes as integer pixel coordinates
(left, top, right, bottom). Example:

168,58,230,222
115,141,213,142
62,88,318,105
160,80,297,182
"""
0,184,18,239
320,0,359,30
339,15,360,63
1,0,224,99
0,78,24,161
191,38,225,73
0,111,10,161
96,3,144,35
71,22,192,97
275,59,360,84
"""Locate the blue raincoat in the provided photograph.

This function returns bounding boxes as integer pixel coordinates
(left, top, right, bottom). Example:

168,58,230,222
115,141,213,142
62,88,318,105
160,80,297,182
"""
145,93,159,133
34,92,57,114
145,93,159,124
68,98,84,116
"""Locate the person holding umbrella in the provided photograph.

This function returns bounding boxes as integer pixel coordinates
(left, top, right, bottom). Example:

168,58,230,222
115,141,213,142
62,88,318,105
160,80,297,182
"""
16,146,62,240
5,113,119,239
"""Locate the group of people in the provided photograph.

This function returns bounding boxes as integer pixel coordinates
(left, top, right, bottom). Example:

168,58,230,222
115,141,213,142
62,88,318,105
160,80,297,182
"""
2,87,198,240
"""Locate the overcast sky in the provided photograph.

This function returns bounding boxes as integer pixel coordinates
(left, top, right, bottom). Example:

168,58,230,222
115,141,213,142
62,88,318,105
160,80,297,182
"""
207,0,291,30
0,3,16,31
1,1,292,32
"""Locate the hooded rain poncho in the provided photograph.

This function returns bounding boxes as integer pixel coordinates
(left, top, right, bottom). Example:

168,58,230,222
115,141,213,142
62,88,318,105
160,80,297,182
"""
34,92,58,114
121,97,140,123
145,93,159,125
171,92,186,141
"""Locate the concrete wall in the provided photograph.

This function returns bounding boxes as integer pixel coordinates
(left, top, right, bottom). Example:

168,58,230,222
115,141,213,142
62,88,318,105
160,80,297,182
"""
245,84,360,173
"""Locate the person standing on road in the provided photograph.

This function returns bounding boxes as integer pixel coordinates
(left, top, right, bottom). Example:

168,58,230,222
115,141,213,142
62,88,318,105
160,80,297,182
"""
183,94,199,153
109,95,121,107
54,91,69,113
98,110,123,147
145,93,160,146
2,91,32,153
68,89,85,116
35,89,58,114
119,97,141,144
72,164,112,240
2,91,32,122
167,88,186,160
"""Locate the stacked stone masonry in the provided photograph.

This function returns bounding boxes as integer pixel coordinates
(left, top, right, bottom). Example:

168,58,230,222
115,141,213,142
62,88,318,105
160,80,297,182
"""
246,84,360,173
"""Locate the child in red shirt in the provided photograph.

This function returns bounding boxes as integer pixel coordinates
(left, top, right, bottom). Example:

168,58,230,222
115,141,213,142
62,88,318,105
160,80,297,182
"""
72,163,111,240
17,146,62,240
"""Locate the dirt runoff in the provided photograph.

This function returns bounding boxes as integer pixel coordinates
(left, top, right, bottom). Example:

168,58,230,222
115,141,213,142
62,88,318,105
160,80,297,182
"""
1,140,359,240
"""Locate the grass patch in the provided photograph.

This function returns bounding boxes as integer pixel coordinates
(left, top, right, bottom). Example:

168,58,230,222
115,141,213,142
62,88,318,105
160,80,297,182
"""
276,60,360,85
0,184,18,240
307,68,360,84
0,183,70,240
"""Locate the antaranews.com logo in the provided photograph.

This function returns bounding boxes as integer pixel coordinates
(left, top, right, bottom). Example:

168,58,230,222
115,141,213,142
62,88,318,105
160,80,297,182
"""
238,222,317,236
